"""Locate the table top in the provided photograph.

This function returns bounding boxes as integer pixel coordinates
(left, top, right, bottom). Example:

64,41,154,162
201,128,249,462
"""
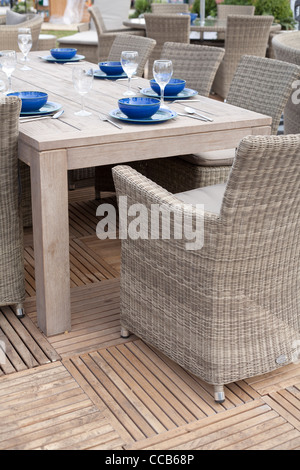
123,17,281,33
16,52,271,167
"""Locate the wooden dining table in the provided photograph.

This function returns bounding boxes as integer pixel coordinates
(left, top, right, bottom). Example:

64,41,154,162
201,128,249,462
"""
15,51,272,336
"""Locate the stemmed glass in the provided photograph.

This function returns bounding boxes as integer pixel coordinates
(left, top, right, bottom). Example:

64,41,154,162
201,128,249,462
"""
120,51,138,96
153,60,173,109
0,71,8,95
0,50,17,93
18,27,32,71
72,67,93,117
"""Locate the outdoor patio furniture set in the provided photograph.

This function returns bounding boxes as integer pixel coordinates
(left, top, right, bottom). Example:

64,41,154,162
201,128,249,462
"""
1,4,300,404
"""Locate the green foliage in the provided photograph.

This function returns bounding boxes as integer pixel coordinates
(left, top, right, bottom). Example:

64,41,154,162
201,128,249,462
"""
12,0,35,13
191,0,218,17
129,0,152,18
219,0,296,30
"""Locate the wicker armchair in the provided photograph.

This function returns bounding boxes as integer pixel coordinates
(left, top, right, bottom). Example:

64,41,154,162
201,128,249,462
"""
212,15,274,99
0,15,43,51
160,42,224,95
151,3,189,14
216,4,255,40
112,133,300,403
273,31,300,134
145,55,300,193
0,96,25,319
144,13,190,76
88,5,145,62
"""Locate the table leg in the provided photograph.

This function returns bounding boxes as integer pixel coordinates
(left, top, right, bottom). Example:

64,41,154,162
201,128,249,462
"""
30,149,71,336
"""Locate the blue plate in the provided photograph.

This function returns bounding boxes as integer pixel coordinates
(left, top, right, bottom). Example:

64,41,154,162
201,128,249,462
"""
140,87,198,100
109,108,177,124
93,70,127,80
40,54,85,63
20,101,62,116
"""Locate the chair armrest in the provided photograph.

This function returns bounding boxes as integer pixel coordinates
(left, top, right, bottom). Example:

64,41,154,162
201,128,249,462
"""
77,22,90,32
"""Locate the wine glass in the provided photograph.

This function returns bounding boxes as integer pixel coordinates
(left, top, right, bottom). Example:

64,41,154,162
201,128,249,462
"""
0,71,8,95
153,60,173,109
120,51,138,96
18,27,32,71
0,50,17,93
72,67,93,116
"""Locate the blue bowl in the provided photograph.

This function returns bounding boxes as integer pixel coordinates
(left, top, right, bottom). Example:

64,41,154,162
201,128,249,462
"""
50,48,77,60
8,91,48,112
178,12,198,24
118,97,160,119
150,78,186,97
99,61,124,76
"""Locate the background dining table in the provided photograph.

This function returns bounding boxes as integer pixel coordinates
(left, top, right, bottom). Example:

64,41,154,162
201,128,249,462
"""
15,51,272,336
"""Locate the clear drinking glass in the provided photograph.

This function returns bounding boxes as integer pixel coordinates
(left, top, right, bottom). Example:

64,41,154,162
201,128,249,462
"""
153,60,173,109
120,51,138,96
0,50,17,93
18,27,32,71
72,67,93,116
0,71,8,95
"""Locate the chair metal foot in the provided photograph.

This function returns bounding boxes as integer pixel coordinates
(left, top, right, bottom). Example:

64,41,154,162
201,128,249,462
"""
214,385,225,403
121,327,130,338
15,304,25,318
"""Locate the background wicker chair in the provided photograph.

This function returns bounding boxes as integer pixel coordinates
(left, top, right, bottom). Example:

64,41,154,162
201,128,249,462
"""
88,5,145,62
0,14,43,51
159,41,224,95
273,30,300,134
212,14,274,99
144,13,190,75
216,4,255,40
0,96,25,319
145,55,300,193
112,133,300,403
151,3,189,14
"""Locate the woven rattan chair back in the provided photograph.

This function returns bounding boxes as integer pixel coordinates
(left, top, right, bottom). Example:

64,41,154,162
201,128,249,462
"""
88,5,107,35
227,54,300,135
0,15,43,51
212,14,274,99
151,3,189,14
272,30,300,134
144,13,190,75
0,96,25,317
217,4,255,40
108,35,156,77
160,41,224,95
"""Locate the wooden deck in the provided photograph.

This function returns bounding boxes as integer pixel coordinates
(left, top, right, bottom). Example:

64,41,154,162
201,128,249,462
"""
0,185,300,450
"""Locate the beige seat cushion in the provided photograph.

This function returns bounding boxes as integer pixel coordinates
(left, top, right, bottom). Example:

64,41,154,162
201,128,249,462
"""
180,148,236,166
175,183,226,214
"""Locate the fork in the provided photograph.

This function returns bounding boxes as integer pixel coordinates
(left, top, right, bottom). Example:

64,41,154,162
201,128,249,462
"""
99,114,122,129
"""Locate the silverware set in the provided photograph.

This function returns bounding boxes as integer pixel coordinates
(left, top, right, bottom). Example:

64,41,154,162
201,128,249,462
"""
19,109,64,123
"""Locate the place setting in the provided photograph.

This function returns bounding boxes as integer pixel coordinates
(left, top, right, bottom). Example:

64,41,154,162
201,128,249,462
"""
39,48,85,63
108,57,178,125
6,90,64,123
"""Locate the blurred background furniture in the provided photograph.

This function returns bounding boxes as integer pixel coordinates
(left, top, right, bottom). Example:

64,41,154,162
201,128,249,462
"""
212,15,274,99
112,133,300,403
144,13,190,75
145,55,300,193
0,96,25,319
273,31,300,134
295,0,300,30
151,3,189,15
58,1,144,62
0,13,43,50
